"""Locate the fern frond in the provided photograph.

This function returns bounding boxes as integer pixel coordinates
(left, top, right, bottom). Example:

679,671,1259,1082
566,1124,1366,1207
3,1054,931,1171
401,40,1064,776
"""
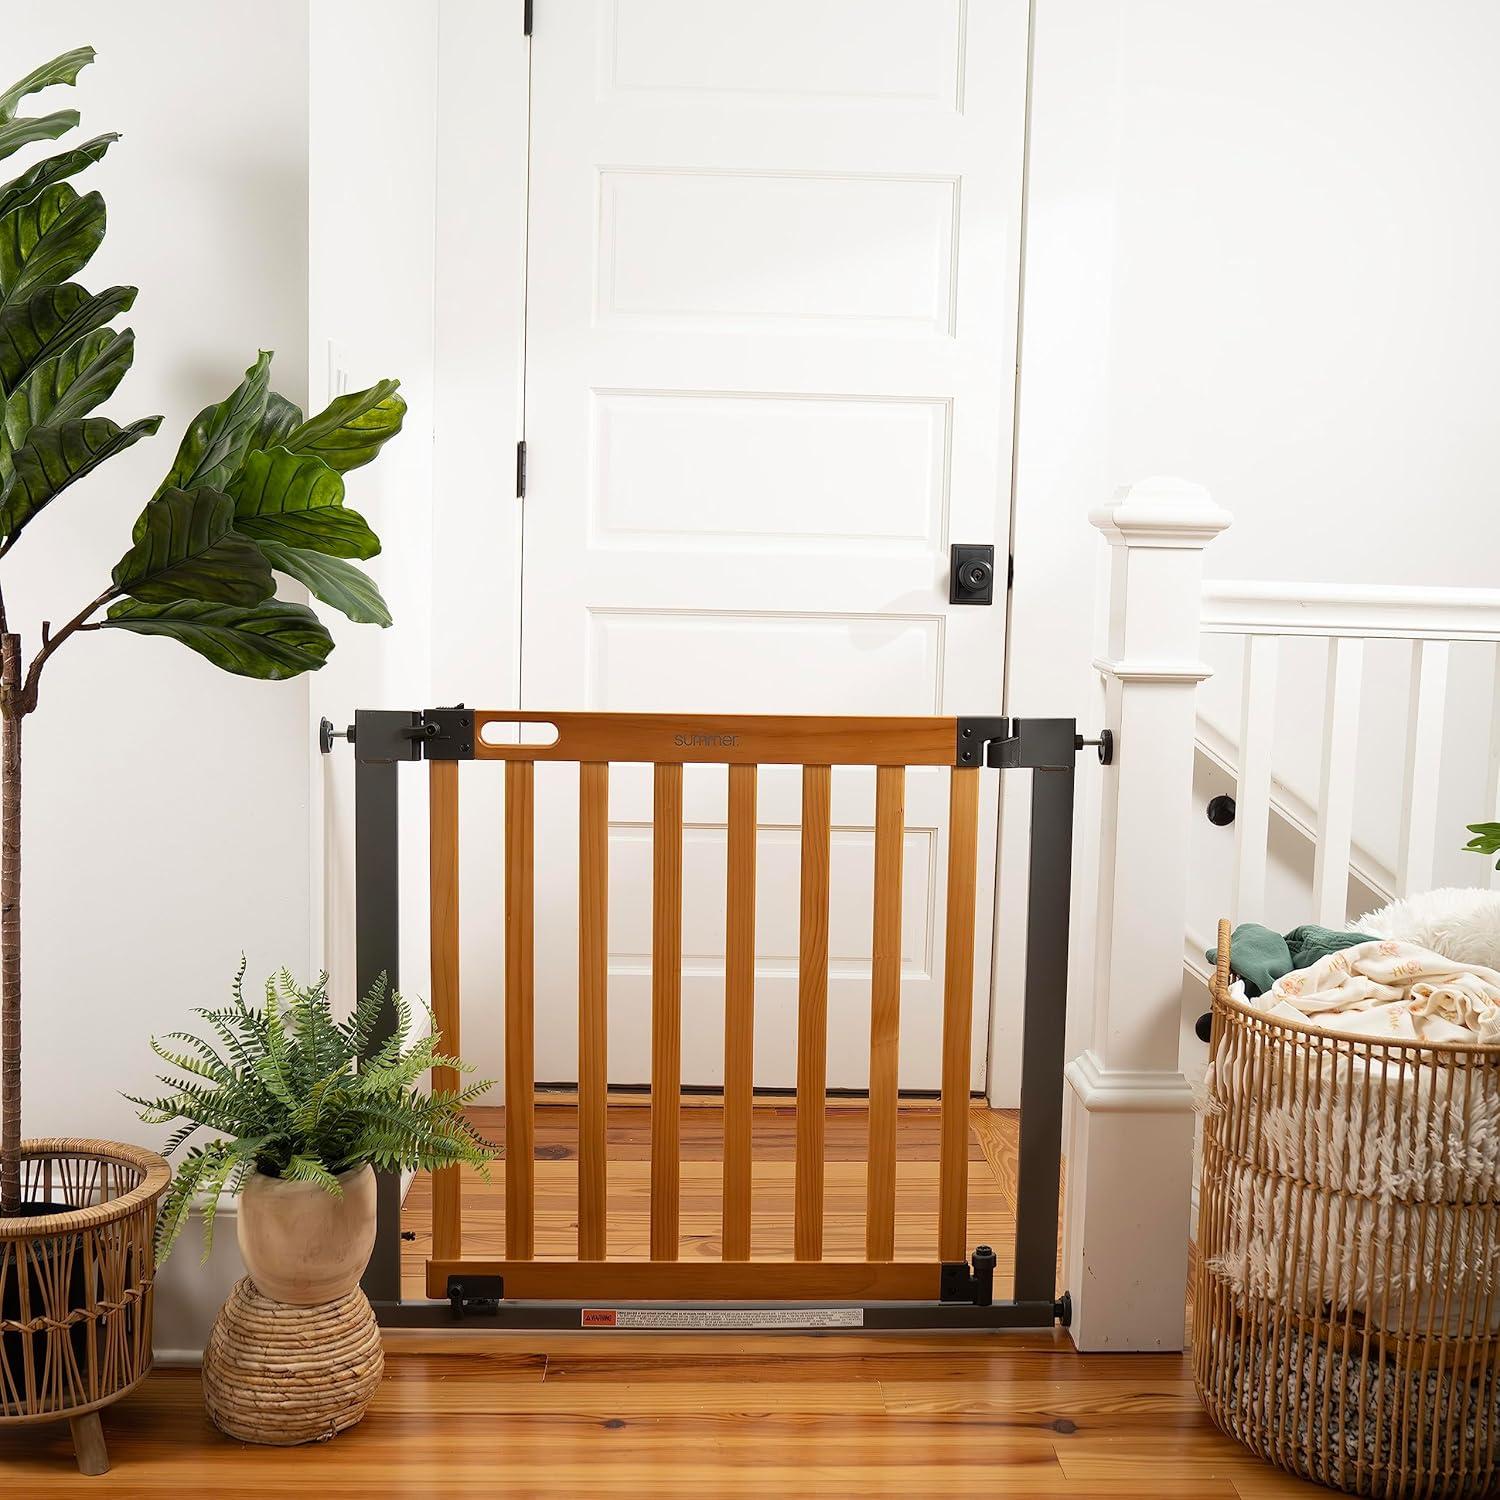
133,961,499,1263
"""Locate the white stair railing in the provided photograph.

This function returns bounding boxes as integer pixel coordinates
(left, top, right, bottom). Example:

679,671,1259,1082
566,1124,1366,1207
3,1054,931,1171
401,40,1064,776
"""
1075,492,1500,1354
1197,580,1500,924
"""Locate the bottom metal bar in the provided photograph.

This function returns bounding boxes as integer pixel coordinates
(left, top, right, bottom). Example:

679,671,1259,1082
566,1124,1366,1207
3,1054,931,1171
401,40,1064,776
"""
372,1297,1065,1331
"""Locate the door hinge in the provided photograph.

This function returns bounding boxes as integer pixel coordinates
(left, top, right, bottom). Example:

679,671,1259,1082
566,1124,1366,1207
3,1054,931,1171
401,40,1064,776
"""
1007,552,1014,590
516,438,527,498
523,0,533,37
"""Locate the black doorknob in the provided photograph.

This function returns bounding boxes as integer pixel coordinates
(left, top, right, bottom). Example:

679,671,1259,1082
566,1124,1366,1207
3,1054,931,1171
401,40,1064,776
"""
950,543,996,605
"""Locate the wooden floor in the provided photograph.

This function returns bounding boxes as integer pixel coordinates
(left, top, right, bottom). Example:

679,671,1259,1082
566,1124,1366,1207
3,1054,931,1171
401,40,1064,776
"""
0,1102,1328,1497
399,1100,1026,1297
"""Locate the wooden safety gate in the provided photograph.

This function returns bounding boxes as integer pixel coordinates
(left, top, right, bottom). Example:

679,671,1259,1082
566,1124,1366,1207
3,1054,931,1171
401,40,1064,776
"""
341,709,1085,1331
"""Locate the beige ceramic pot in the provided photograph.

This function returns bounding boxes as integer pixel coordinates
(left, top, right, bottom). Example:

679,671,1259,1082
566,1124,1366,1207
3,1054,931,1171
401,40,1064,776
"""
237,1164,376,1306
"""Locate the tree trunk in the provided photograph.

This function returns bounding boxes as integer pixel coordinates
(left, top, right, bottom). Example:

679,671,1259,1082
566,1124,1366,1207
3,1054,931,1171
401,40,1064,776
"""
1,633,20,1213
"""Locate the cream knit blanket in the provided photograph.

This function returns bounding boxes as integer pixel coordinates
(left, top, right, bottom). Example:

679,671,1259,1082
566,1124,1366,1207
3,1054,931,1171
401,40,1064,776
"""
1258,939,1500,1045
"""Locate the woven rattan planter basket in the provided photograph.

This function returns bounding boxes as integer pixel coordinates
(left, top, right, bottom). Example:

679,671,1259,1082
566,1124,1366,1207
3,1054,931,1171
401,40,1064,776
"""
1195,919,1500,1499
0,1139,170,1471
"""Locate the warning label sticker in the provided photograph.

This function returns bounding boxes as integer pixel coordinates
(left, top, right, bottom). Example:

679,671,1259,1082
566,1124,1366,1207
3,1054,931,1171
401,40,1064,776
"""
579,1307,864,1330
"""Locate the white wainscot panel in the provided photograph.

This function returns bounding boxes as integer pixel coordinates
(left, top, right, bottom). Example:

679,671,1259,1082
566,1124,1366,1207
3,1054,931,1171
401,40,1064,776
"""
591,389,949,554
603,0,965,110
597,168,958,334
604,822,935,979
587,609,944,714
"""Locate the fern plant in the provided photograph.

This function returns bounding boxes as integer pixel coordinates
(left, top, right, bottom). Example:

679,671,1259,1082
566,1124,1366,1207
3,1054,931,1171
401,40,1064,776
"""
131,967,497,1261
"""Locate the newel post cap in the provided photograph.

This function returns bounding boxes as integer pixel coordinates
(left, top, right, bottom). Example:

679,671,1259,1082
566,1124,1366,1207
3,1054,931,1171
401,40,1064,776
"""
1089,476,1233,549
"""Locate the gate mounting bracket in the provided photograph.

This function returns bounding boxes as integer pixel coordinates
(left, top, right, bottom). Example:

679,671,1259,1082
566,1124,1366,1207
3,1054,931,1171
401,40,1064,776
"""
447,1274,505,1318
420,705,476,760
954,716,1008,767
956,717,1103,770
939,1246,997,1307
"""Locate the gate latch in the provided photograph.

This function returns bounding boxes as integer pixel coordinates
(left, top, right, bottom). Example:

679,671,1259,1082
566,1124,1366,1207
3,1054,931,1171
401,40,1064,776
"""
939,1245,996,1307
447,1274,505,1318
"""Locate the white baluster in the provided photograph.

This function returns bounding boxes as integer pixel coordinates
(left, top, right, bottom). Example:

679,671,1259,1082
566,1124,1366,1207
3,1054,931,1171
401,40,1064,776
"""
1397,640,1449,896
1485,647,1500,892
1231,634,1279,926
1311,637,1363,926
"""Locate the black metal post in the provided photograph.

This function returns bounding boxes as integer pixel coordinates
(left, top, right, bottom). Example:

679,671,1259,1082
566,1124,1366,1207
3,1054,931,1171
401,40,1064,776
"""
1007,719,1076,1309
354,710,420,1304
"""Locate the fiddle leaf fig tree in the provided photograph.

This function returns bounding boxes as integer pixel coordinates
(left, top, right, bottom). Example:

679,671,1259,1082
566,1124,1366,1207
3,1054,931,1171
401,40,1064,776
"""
0,48,406,1214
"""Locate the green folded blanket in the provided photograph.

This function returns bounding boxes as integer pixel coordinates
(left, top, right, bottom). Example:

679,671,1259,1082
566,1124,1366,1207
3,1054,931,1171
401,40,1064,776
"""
1206,922,1371,998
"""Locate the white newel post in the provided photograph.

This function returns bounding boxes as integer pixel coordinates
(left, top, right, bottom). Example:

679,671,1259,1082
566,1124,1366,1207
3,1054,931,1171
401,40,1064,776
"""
1062,477,1232,1352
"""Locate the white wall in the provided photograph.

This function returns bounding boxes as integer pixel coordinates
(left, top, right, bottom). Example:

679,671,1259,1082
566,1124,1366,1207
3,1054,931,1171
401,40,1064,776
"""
307,1,440,1012
427,0,530,1104
2,2,312,1355
1009,1,1500,1072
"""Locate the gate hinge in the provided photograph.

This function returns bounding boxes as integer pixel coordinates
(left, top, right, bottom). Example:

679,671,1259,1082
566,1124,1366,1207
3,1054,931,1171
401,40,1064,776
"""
448,1274,505,1318
954,716,1008,768
939,1246,996,1307
516,438,527,498
415,704,476,760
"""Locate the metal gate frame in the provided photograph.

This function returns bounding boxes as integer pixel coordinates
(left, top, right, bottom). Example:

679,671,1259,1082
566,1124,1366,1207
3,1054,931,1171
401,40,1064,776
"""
339,708,1092,1331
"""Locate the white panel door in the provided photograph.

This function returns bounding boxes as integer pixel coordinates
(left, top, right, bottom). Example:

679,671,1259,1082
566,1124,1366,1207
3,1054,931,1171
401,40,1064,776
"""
520,0,1028,1090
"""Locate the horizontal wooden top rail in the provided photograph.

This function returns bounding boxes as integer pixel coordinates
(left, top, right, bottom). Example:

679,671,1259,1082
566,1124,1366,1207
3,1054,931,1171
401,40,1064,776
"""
1201,579,1500,642
466,711,961,766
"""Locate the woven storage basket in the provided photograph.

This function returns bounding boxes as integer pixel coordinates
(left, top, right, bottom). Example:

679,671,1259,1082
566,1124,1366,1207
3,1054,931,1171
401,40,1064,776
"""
202,1276,382,1445
1195,918,1500,1499
0,1139,170,1424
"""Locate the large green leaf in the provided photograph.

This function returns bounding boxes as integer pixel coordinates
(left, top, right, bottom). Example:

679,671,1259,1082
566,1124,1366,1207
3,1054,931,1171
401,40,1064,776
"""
102,597,334,680
0,328,134,479
157,350,271,496
256,539,391,627
0,110,80,165
0,133,116,222
15,325,132,429
0,414,160,542
112,486,274,606
248,390,302,454
0,183,104,308
228,445,380,559
0,281,135,395
282,379,405,473
0,46,93,123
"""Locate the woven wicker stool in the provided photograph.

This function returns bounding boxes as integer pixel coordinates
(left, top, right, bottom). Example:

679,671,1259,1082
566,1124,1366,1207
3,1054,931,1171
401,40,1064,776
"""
202,1277,382,1445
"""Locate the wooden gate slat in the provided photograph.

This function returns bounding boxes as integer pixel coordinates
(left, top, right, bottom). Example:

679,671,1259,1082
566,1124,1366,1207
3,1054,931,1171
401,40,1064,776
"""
504,760,536,1260
651,763,684,1260
865,764,905,1261
794,764,832,1261
721,763,757,1261
938,766,980,1261
428,760,462,1262
577,762,609,1260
